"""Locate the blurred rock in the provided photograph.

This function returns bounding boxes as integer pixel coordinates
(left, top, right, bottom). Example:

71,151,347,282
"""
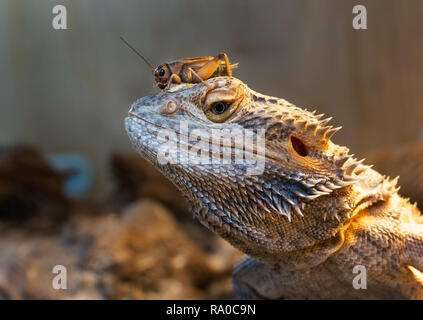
0,199,241,299
367,142,423,210
87,200,240,299
110,153,186,213
0,146,70,228
0,227,102,299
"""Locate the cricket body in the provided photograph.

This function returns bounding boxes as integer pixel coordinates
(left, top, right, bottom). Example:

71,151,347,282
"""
125,76,423,299
153,55,238,90
120,36,237,90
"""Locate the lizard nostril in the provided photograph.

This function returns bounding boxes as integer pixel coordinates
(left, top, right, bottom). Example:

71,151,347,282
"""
291,136,308,157
161,101,179,115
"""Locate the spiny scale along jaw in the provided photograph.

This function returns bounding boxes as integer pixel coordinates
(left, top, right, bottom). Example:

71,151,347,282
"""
125,76,373,259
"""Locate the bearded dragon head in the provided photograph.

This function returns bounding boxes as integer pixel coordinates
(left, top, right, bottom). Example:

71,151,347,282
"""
126,77,393,262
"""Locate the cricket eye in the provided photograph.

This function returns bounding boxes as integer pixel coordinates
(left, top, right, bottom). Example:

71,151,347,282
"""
211,101,229,115
158,68,166,77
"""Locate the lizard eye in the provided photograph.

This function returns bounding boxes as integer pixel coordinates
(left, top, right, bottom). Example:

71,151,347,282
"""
204,87,240,122
211,102,229,115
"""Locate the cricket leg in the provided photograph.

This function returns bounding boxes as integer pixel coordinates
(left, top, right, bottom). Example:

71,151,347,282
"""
196,53,233,79
160,73,182,94
183,66,212,89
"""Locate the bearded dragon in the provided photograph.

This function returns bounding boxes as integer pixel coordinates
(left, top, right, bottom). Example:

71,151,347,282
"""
125,76,423,299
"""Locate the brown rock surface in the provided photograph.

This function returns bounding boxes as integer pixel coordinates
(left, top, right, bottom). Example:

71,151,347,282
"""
89,200,239,299
111,153,186,214
0,199,241,299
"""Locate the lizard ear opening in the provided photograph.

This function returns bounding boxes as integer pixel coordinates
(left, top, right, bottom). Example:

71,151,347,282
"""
291,136,308,157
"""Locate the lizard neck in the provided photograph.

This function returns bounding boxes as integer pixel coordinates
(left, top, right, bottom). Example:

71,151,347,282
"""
186,168,397,267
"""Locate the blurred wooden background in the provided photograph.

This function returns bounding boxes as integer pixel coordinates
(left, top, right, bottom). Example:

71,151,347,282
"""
1,0,422,195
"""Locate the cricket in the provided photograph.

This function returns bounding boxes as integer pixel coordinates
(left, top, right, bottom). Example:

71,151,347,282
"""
120,37,238,90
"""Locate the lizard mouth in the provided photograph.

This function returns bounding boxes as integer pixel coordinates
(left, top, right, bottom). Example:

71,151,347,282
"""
129,112,172,132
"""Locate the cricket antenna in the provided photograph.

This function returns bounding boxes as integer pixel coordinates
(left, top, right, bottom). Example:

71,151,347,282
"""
120,36,155,72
